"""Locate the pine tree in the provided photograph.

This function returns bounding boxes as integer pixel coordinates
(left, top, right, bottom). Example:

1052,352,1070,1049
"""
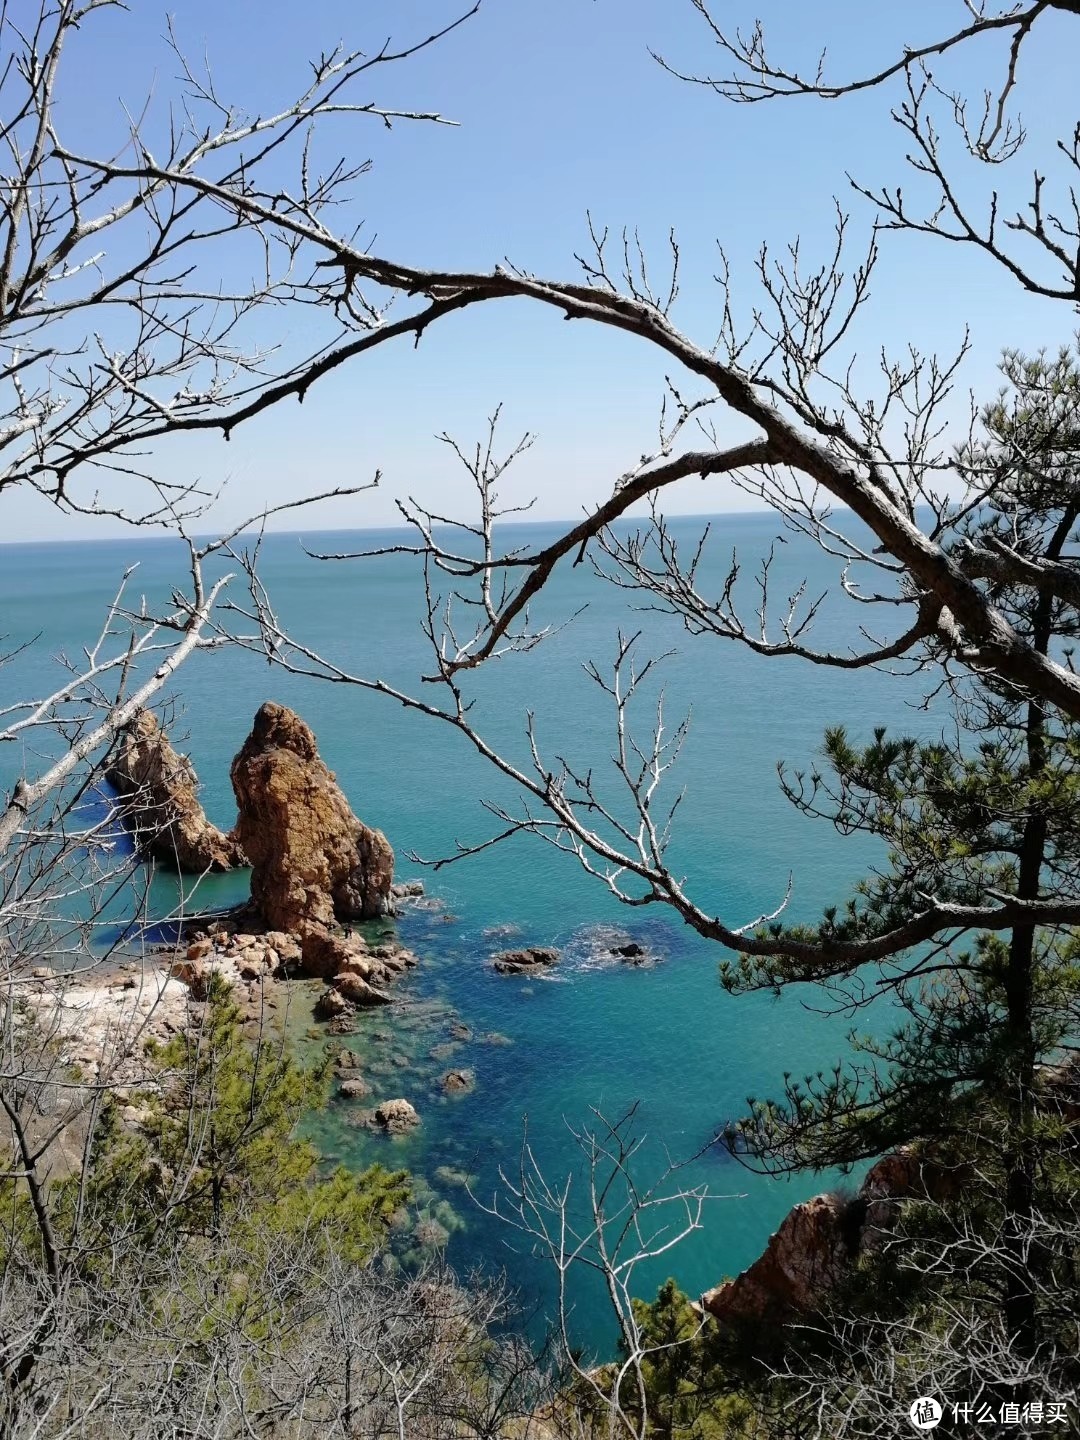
722,348,1080,1376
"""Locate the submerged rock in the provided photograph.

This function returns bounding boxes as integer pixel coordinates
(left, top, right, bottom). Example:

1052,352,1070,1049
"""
434,1165,473,1189
107,708,245,873
611,941,646,961
491,946,560,975
440,1068,475,1096
414,1217,449,1249
230,702,394,956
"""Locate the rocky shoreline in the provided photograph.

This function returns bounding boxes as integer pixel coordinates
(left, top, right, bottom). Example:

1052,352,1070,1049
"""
47,697,946,1331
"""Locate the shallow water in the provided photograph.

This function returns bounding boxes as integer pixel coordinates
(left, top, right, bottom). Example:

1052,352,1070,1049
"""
0,513,941,1354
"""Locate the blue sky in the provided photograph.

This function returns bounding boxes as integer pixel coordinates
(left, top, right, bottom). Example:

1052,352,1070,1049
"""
9,0,1080,541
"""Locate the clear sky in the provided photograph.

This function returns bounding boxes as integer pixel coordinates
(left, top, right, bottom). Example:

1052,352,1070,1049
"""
7,0,1079,542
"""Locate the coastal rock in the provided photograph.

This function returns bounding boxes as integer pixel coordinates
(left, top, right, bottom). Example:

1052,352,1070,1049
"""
107,709,245,873
701,1193,852,1325
313,987,350,1022
611,941,646,961
300,927,371,980
701,1147,960,1328
261,930,302,966
369,1098,420,1134
338,1077,371,1100
492,946,560,975
335,972,392,1008
237,954,268,981
440,1068,475,1096
169,957,209,1000
229,702,394,958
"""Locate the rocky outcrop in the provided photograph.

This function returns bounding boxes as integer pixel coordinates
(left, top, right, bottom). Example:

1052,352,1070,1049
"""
701,1193,854,1325
368,1098,420,1134
106,708,244,873
610,941,646,961
492,946,560,975
176,918,414,1019
701,1148,957,1328
230,702,394,970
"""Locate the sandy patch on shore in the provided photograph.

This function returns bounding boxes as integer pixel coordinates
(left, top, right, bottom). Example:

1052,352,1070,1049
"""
22,951,256,1085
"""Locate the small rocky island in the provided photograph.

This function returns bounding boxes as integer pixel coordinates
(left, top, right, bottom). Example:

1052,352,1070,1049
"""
106,709,246,873
107,699,420,1026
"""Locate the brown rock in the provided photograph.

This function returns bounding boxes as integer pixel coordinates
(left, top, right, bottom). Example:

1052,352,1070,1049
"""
701,1193,851,1326
338,1077,372,1100
440,1068,475,1096
106,708,245,873
369,1098,420,1134
298,926,368,978
335,972,392,1008
172,960,211,1001
186,939,214,962
700,1147,960,1329
313,987,350,1021
377,948,416,974
262,930,302,965
229,702,394,944
334,950,374,980
492,946,560,975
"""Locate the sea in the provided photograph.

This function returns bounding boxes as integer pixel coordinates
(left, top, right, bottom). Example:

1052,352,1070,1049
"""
0,513,943,1354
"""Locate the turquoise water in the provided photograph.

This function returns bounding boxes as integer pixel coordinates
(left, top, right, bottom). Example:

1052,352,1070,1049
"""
0,515,937,1352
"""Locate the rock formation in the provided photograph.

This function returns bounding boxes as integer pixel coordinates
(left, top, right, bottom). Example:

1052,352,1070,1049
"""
492,946,560,975
701,1193,854,1325
106,708,244,873
701,1148,958,1327
230,701,394,970
368,1098,420,1134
